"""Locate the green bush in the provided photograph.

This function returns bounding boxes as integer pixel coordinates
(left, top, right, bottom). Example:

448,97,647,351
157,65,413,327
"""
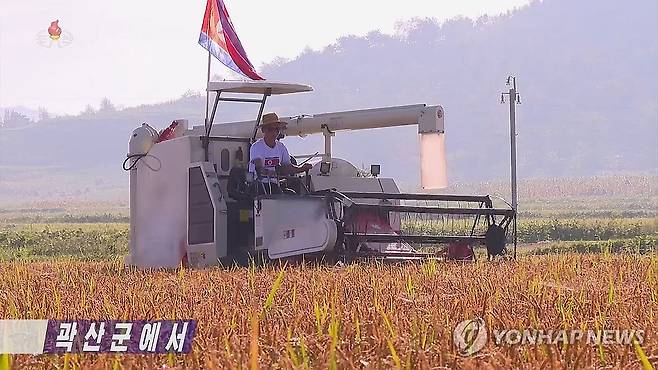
0,224,128,261
529,236,658,255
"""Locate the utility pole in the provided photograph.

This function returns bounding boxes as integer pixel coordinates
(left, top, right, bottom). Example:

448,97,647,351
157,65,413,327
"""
501,76,521,258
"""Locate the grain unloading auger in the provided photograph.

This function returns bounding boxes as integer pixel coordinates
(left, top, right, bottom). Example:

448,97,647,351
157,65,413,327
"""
125,81,516,268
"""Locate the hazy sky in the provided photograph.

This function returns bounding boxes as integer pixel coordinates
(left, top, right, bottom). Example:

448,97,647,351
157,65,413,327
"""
0,0,530,115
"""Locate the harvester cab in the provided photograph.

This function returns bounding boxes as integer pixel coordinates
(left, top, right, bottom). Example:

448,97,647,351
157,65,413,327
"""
125,81,516,268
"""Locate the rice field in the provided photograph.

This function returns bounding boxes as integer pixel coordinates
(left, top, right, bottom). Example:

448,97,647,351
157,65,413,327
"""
0,255,656,369
0,175,656,368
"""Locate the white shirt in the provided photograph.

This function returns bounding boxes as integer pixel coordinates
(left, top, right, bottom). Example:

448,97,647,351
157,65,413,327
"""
249,139,291,182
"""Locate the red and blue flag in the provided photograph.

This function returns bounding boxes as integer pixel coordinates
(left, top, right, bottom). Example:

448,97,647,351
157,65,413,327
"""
199,0,264,80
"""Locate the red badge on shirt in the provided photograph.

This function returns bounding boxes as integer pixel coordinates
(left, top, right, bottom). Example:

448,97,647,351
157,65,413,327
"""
264,157,280,167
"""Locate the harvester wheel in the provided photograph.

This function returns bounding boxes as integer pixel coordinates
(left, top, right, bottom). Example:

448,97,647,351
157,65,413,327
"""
485,224,506,257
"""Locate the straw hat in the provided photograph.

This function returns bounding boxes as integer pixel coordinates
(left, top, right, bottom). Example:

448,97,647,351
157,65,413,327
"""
259,112,286,127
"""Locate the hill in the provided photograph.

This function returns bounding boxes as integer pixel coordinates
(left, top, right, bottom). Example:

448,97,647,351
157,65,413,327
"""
1,0,656,199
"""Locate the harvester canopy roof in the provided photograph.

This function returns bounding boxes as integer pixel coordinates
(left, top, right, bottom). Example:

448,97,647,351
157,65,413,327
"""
206,81,313,95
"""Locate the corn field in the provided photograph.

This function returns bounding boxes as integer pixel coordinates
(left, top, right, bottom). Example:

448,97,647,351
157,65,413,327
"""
0,255,656,369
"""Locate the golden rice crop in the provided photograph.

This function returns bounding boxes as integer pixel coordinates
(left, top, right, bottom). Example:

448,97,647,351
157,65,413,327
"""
0,254,656,369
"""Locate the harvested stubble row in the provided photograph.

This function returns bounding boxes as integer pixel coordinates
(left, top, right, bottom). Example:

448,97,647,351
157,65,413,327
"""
0,254,656,369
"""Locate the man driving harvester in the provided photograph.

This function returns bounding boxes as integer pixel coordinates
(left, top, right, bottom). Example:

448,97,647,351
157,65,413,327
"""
249,112,313,194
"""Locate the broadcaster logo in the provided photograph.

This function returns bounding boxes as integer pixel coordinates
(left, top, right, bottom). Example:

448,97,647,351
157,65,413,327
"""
453,318,487,356
452,317,645,357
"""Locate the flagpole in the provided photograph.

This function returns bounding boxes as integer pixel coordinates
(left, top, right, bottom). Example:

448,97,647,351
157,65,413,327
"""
203,0,212,161
204,50,211,134
204,0,212,134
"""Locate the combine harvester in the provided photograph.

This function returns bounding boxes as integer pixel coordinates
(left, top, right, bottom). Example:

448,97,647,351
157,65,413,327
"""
125,81,516,268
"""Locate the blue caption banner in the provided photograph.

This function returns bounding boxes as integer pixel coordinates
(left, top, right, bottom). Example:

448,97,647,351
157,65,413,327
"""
41,320,197,354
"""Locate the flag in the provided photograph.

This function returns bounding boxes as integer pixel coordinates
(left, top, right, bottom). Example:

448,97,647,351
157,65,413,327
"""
199,0,264,80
